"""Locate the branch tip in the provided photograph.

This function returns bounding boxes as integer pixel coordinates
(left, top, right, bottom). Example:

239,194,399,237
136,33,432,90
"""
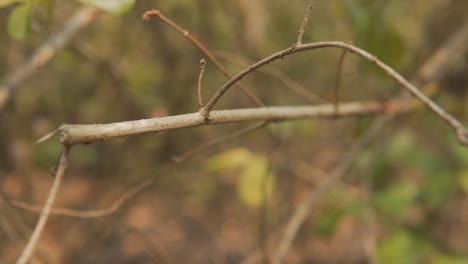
142,10,161,21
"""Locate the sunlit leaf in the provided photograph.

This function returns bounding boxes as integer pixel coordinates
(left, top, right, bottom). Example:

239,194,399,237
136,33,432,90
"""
0,0,23,8
78,0,134,15
377,230,427,264
432,253,468,264
7,3,31,39
459,170,468,194
237,156,274,208
204,148,252,172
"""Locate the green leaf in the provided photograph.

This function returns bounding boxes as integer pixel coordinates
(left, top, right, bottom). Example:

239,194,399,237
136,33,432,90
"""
7,3,31,40
459,170,468,195
432,253,468,264
237,156,274,208
373,181,418,220
78,0,134,15
377,230,426,264
0,0,23,8
316,207,345,237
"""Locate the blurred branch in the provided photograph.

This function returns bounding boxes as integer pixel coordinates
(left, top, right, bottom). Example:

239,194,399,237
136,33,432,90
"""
143,10,265,107
417,20,468,82
0,7,100,112
172,121,268,163
0,196,44,264
11,178,154,218
16,147,70,264
333,48,348,113
271,120,384,264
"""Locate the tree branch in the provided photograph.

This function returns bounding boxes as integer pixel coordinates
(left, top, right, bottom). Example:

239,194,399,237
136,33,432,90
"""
16,147,70,264
47,100,406,145
201,41,467,145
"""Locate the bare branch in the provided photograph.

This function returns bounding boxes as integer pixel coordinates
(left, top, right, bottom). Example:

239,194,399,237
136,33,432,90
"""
143,10,265,107
198,59,207,108
0,7,100,112
16,147,70,264
296,0,314,45
50,100,407,145
201,41,467,145
11,178,154,218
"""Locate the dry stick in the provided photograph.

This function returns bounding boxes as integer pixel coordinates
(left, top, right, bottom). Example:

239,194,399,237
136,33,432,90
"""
201,41,467,145
11,178,154,218
271,119,385,264
333,49,348,114
172,121,268,163
48,101,403,146
143,10,264,107
16,147,70,264
296,0,314,45
198,59,207,108
0,7,100,112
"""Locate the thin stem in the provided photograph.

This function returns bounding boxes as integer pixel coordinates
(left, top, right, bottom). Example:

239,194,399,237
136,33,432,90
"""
143,10,264,107
296,0,314,45
16,147,70,264
198,59,207,108
12,178,154,218
333,49,348,113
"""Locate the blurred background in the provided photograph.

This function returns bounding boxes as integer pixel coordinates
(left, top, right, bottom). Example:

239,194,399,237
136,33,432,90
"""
0,0,467,263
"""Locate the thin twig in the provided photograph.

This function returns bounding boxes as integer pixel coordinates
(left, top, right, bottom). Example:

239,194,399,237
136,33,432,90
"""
11,178,154,218
214,50,324,103
333,49,348,114
296,0,314,45
143,10,264,107
16,147,70,264
198,59,207,108
0,7,99,112
172,121,268,163
201,41,467,145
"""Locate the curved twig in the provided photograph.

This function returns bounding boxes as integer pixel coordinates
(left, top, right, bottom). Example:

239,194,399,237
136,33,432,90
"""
11,178,154,218
143,10,264,107
201,41,467,145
